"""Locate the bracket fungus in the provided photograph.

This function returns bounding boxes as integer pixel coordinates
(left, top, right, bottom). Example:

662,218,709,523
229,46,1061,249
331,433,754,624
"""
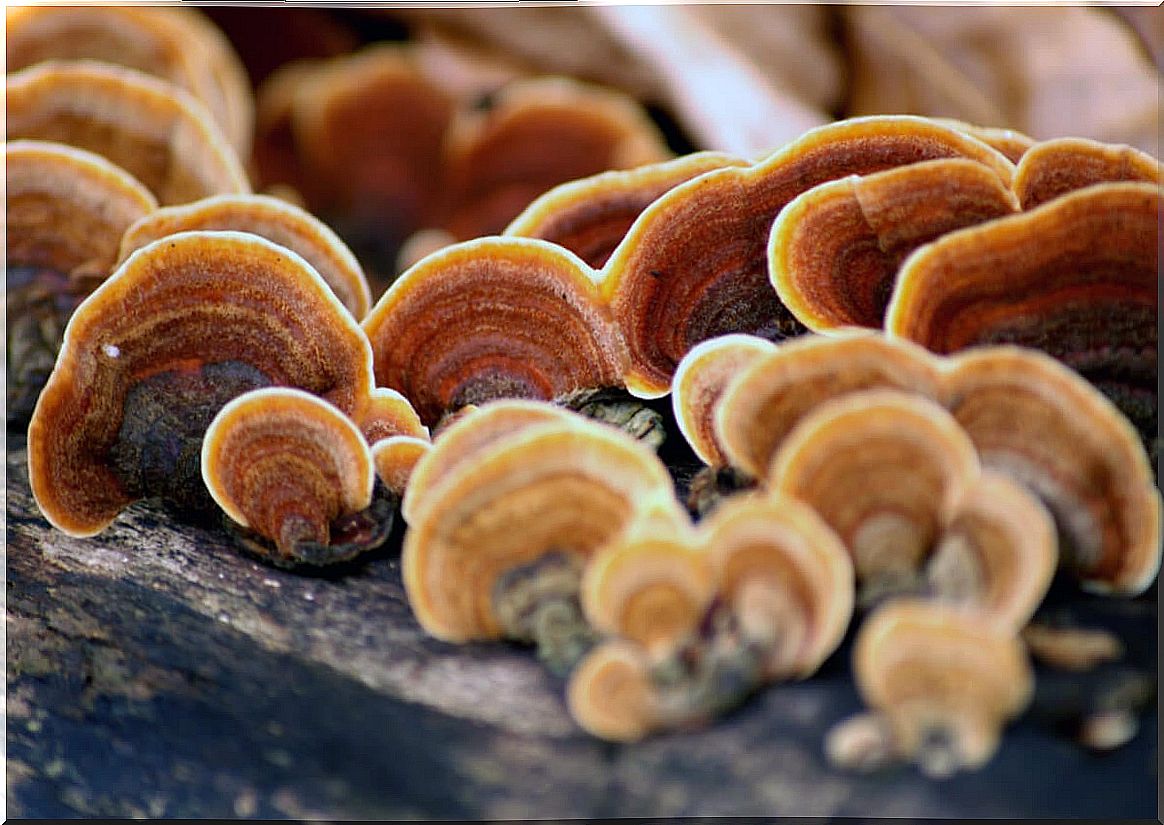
600,115,1015,397
768,390,980,604
1012,137,1162,210
5,5,253,158
362,237,627,428
370,436,433,499
7,60,250,206
27,230,374,538
567,640,660,743
118,194,373,320
930,118,1036,164
828,600,1033,779
6,139,157,427
886,181,1159,443
940,347,1161,596
770,158,1019,332
505,151,748,269
354,387,429,446
202,387,394,567
400,403,675,672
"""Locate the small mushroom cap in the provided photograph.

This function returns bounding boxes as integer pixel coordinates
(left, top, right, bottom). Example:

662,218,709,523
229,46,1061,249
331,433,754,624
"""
769,389,980,586
700,493,854,679
362,236,628,427
118,194,372,320
5,5,254,157
6,139,157,277
370,435,432,498
201,387,374,555
939,346,1161,596
854,599,1033,769
253,59,320,198
505,151,748,268
1012,137,1162,210
27,230,373,537
401,411,675,642
671,334,777,468
600,115,1015,397
354,387,429,446
441,76,673,240
716,332,944,481
581,532,715,660
930,118,1036,164
566,640,657,743
927,470,1058,632
770,158,1019,332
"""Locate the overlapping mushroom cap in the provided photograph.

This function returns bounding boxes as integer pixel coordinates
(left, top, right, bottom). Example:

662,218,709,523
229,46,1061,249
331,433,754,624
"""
6,5,253,158
362,237,627,427
1012,137,1162,209
567,640,659,743
27,230,374,538
601,115,1015,397
118,194,373,319
7,60,250,206
770,158,1019,332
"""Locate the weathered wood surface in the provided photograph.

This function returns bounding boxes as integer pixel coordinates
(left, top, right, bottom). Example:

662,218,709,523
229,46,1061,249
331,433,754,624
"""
5,434,1157,819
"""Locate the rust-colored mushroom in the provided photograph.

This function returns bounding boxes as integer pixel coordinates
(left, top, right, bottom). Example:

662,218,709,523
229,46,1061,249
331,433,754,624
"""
715,332,944,481
371,435,432,498
440,76,673,241
6,140,157,425
768,389,980,603
1012,137,1162,210
931,118,1036,164
939,346,1161,596
362,237,627,428
600,115,1015,397
7,60,250,206
27,230,373,538
505,151,748,268
5,5,253,157
886,182,1159,442
252,60,321,205
770,158,1019,332
118,194,373,320
354,387,429,446
202,387,389,567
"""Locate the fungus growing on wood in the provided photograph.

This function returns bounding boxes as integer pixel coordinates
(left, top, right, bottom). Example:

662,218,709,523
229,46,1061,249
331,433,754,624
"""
1012,137,1162,209
601,115,1015,397
6,140,157,426
886,182,1159,442
370,436,432,499
940,347,1161,596
27,230,373,538
362,237,627,428
567,640,659,742
354,387,428,446
118,194,373,320
770,158,1019,332
714,332,943,481
768,390,980,604
7,60,249,206
202,387,392,567
505,151,747,268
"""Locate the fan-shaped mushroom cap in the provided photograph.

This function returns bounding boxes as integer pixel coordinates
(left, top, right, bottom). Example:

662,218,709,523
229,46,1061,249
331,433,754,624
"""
7,60,249,206
5,6,253,157
362,237,628,428
930,118,1036,164
401,410,674,642
770,158,1019,332
27,230,374,537
505,151,748,268
6,139,157,278
581,531,714,661
886,182,1158,438
716,332,944,481
940,347,1161,596
701,493,854,679
925,470,1057,631
354,387,428,446
671,334,777,468
441,76,673,241
117,194,372,320
1012,137,1162,210
201,387,374,558
567,640,658,743
370,435,432,497
769,390,980,590
601,115,1015,397
853,599,1034,777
